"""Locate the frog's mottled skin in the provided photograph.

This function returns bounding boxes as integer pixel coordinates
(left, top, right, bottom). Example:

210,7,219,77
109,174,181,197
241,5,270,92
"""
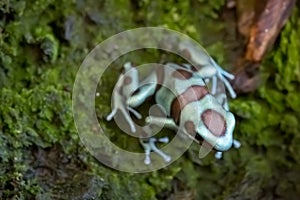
107,58,240,164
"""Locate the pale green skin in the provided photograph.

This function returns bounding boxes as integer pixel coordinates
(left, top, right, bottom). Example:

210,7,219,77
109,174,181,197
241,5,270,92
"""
107,62,240,163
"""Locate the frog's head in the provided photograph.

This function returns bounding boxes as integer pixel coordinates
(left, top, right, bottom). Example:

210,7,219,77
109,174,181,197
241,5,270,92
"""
179,97,235,152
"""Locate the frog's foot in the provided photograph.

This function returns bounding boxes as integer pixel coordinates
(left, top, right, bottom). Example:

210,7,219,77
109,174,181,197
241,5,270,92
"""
106,79,142,133
205,58,236,99
140,137,171,165
214,139,241,159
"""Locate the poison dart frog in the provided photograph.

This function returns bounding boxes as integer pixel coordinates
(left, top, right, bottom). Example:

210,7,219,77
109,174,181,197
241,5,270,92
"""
106,42,240,164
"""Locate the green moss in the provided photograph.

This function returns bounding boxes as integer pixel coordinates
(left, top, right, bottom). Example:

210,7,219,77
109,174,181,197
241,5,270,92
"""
1,0,300,199
227,4,300,199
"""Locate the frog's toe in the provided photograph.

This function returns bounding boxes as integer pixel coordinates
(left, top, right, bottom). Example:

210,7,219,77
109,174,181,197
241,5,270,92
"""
128,106,142,119
120,108,137,133
215,151,223,159
106,108,118,121
140,137,171,164
106,105,137,133
233,139,241,149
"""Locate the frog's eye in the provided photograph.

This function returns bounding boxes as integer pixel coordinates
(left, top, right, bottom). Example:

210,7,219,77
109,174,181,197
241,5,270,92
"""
201,109,226,137
184,120,196,135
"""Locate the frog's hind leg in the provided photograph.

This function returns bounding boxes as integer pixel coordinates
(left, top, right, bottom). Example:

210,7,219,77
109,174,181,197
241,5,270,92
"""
127,73,157,108
107,62,159,133
145,116,178,130
106,62,142,132
106,73,141,133
195,58,236,99
126,63,162,106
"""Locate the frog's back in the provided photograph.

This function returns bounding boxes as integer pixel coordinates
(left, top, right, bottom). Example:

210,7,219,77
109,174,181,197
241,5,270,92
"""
155,63,208,123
